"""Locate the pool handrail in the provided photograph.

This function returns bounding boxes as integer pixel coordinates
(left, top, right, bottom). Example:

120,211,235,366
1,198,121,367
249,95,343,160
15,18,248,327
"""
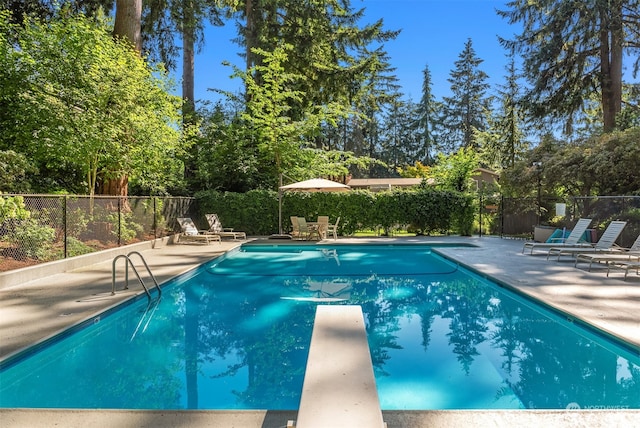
111,251,161,301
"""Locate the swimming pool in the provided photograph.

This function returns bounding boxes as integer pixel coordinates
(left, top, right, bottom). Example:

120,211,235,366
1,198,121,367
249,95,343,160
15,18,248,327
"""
1,244,638,410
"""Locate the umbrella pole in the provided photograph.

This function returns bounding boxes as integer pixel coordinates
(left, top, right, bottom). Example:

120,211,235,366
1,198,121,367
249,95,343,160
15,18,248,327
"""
278,173,283,235
278,189,283,235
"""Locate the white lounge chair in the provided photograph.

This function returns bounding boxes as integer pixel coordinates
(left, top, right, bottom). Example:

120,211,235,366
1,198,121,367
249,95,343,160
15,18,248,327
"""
522,218,592,254
574,233,640,270
177,218,221,244
205,214,246,240
546,221,627,261
606,260,640,280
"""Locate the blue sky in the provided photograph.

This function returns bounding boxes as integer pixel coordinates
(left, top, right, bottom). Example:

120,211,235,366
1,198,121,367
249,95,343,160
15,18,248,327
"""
187,0,519,105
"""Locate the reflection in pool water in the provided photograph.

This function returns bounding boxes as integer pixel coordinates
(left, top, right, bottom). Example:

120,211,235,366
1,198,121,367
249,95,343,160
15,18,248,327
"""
1,245,639,410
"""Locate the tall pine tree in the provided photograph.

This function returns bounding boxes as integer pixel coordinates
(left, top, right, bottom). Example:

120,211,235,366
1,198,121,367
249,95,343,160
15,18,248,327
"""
439,38,491,153
414,64,439,164
498,0,640,133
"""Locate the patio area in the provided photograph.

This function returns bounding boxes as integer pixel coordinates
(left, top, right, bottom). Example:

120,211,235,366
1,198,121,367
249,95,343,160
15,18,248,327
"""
1,235,638,427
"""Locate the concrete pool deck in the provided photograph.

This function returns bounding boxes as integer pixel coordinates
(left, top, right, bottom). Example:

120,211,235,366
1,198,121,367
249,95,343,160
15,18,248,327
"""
1,235,639,427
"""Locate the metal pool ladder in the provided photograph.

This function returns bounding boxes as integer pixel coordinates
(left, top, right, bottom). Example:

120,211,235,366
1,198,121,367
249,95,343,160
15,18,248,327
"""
112,251,162,301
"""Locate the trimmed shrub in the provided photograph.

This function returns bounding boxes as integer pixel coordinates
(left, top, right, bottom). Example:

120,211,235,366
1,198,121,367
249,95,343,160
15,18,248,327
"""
195,187,475,237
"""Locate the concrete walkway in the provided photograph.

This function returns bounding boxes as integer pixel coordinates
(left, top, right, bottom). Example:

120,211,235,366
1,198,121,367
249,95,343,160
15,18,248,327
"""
1,235,639,427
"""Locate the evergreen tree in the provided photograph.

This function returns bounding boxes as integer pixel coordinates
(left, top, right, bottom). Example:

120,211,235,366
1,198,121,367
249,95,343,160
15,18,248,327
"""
478,57,528,170
233,0,399,118
498,0,640,133
440,39,491,153
141,0,226,188
414,64,439,164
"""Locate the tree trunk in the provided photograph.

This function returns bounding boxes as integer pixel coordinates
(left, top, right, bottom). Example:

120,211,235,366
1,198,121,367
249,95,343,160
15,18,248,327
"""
113,0,142,52
103,0,141,196
97,174,129,197
599,2,623,132
245,0,255,71
182,0,197,182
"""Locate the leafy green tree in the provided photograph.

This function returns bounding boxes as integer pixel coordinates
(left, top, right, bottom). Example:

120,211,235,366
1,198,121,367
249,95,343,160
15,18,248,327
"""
0,12,185,196
0,0,114,23
430,147,480,193
498,0,640,133
439,38,491,152
195,102,267,192
0,150,36,193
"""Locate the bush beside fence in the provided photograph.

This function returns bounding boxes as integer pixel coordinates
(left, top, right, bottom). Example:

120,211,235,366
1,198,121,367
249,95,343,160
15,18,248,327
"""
3,191,638,272
0,194,196,271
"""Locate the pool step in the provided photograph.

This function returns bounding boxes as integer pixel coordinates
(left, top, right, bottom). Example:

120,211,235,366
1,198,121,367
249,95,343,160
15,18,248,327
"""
295,305,385,428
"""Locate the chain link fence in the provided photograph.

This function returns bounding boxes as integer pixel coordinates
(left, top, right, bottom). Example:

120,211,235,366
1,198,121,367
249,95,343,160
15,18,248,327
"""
496,196,640,248
1,195,197,271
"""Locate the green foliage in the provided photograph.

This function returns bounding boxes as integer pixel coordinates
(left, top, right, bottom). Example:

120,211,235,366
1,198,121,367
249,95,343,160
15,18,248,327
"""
0,12,185,195
438,38,491,152
0,150,36,193
497,0,637,132
430,147,480,192
7,218,56,260
0,194,30,222
63,236,94,258
106,212,144,243
196,187,474,237
66,207,90,238
501,127,640,199
397,161,431,178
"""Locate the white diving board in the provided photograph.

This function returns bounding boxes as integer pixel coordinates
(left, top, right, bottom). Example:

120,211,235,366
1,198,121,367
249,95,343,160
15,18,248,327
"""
295,305,385,428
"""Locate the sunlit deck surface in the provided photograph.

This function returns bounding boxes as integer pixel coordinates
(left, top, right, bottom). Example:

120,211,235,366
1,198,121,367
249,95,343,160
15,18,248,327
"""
1,235,639,427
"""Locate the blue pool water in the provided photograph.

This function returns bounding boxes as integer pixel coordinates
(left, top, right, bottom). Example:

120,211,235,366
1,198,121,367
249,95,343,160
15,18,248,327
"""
1,244,639,410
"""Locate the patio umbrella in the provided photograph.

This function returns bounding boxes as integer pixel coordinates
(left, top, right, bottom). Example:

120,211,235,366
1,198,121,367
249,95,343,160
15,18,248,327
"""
276,178,350,236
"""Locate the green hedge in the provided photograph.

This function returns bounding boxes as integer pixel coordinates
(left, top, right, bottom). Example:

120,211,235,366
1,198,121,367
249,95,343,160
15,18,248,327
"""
195,188,475,236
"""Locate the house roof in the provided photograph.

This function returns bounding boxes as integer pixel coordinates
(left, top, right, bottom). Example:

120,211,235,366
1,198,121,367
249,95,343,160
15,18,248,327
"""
346,178,423,188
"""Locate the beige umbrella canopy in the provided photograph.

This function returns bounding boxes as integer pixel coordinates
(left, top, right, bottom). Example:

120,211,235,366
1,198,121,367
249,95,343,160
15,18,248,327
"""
280,178,351,192
276,178,350,236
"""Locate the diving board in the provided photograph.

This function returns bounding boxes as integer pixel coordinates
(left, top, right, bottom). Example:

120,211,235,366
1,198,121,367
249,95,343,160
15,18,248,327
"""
295,305,385,428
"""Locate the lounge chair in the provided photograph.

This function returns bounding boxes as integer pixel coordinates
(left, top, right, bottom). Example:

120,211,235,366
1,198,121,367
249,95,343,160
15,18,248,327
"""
546,221,627,261
177,217,221,244
522,218,592,254
326,217,340,240
574,233,640,270
205,214,246,240
606,260,640,280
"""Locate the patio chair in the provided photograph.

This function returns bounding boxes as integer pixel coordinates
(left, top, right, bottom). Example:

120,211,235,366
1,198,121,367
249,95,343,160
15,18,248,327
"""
177,218,221,244
298,217,320,241
606,259,640,280
574,233,640,271
205,214,246,240
546,221,627,261
522,218,592,254
326,217,340,240
316,216,330,240
290,216,302,239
